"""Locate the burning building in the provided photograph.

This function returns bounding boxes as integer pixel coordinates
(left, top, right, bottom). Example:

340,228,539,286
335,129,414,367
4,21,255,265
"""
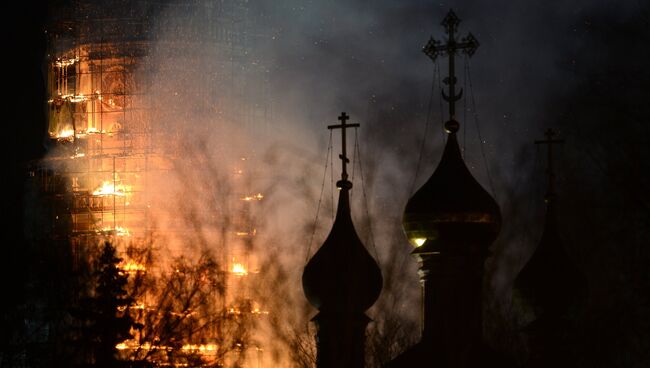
26,0,272,366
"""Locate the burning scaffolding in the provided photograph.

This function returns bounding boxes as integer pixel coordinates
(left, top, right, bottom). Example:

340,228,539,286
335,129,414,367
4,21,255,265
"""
28,0,271,366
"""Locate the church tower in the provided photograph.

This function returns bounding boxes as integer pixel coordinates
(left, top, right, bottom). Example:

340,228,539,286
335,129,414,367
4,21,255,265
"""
302,113,383,368
513,129,584,367
389,10,502,367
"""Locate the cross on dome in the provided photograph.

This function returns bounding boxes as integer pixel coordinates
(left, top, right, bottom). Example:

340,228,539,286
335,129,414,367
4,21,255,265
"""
422,9,479,131
327,112,359,188
535,128,564,200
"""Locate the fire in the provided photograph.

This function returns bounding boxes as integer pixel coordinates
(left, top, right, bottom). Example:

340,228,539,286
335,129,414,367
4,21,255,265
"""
236,229,256,237
241,193,264,201
251,307,269,315
114,226,130,236
93,181,131,197
119,261,146,273
228,306,268,315
48,93,90,104
232,263,248,276
49,127,108,141
115,341,218,355
66,93,89,103
131,301,146,310
181,344,218,353
54,57,79,68
53,129,75,140
98,226,131,236
115,341,172,352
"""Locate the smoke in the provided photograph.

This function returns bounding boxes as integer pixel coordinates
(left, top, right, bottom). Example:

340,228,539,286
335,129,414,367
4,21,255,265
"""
247,0,649,364
30,0,650,366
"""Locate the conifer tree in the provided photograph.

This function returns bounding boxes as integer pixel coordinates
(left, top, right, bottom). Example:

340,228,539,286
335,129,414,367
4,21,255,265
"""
78,241,137,368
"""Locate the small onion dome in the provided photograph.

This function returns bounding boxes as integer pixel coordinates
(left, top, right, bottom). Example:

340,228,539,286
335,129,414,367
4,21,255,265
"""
403,124,501,253
302,181,383,313
513,200,583,324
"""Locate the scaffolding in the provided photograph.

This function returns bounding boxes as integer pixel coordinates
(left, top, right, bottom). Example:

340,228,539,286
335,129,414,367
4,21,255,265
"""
30,0,270,366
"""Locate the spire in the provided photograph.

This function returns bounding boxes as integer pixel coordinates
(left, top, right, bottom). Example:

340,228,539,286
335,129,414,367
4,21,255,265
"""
513,129,584,366
302,113,382,368
535,128,564,202
423,9,479,129
327,112,358,188
403,9,499,255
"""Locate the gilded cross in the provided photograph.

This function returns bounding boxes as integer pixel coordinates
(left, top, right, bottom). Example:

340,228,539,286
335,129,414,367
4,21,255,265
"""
423,10,479,123
328,112,359,184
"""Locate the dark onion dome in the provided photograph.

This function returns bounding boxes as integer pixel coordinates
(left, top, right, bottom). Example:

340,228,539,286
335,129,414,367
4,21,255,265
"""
403,122,501,253
513,199,583,326
302,181,383,313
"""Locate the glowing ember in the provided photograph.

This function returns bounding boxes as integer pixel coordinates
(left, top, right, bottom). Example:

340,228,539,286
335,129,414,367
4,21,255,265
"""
232,263,248,276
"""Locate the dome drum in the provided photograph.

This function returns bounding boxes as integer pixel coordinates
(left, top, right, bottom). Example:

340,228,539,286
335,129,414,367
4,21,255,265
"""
404,211,500,253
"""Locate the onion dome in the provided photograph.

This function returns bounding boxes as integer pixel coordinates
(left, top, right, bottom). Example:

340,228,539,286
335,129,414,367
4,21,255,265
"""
513,199,579,325
302,180,383,313
513,129,584,326
403,121,501,253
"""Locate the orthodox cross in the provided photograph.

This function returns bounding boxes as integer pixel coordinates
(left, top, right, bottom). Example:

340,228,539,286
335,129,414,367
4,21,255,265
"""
422,10,479,125
328,112,359,185
535,128,564,198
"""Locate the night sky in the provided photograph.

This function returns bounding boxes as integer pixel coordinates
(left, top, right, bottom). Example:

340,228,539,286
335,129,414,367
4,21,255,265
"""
5,0,650,366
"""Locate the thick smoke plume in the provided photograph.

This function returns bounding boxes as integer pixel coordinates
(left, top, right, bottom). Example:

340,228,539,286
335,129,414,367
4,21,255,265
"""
12,0,650,366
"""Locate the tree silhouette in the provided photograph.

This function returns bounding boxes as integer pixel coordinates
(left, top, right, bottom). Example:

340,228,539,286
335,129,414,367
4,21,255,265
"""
74,242,138,368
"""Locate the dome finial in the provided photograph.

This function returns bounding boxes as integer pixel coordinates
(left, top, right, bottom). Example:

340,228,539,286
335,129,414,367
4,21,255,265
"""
534,128,564,202
423,9,479,129
327,112,358,189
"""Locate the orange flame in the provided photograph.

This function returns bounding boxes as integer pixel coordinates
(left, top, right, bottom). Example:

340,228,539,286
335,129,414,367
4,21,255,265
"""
93,181,131,197
241,193,264,201
99,226,130,236
232,263,248,276
54,57,78,68
119,261,146,273
51,129,75,140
